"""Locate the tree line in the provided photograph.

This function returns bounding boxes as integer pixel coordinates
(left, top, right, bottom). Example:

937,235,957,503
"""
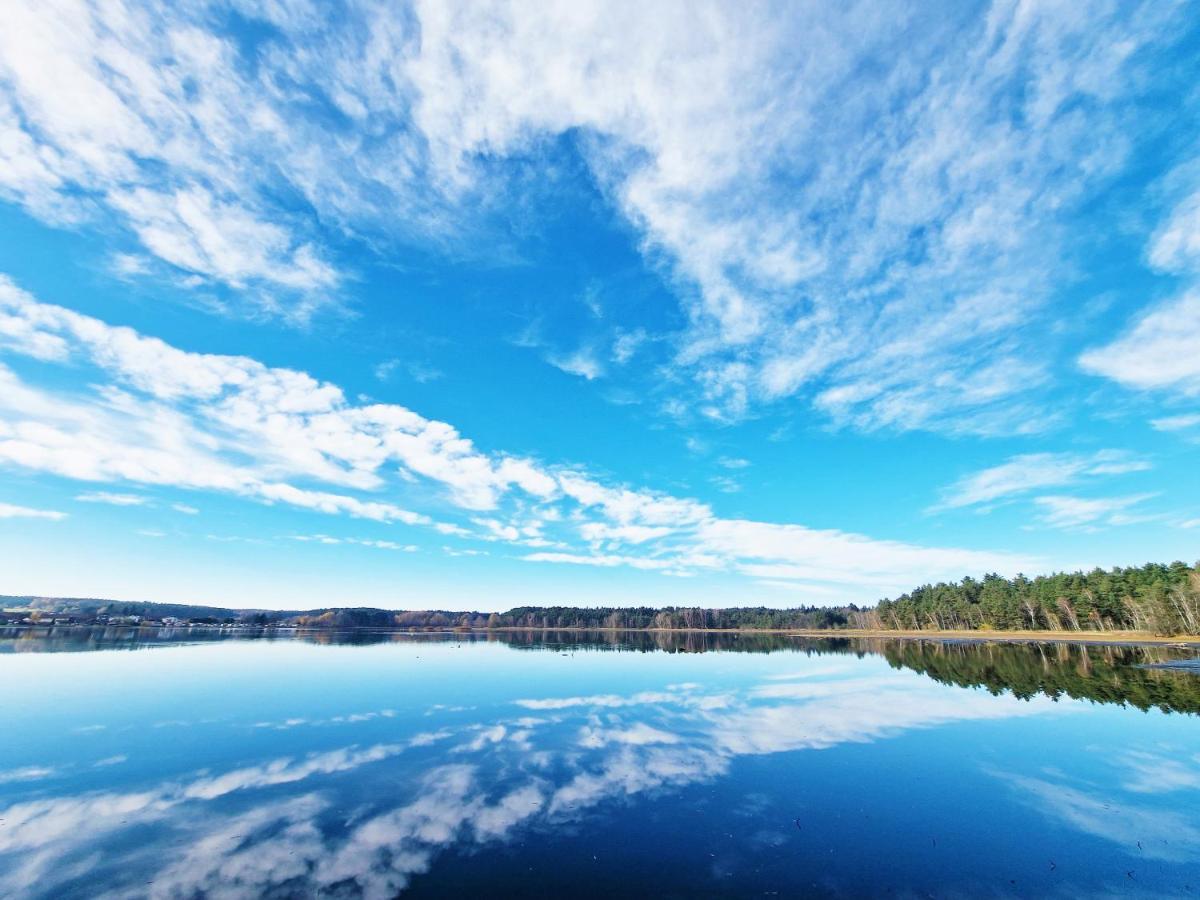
292,604,856,630
865,561,1200,635
7,560,1200,635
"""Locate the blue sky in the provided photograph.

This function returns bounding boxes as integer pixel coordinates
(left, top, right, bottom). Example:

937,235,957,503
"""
0,0,1198,611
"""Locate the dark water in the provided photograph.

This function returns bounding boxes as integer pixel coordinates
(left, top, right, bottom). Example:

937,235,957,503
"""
2,629,1199,898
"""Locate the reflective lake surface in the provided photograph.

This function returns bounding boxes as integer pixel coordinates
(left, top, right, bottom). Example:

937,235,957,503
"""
2,630,1199,898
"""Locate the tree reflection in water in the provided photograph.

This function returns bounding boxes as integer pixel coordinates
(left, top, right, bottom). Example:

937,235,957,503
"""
3,626,1198,717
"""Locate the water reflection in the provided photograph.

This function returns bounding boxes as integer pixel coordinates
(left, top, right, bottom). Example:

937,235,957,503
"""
878,638,1200,715
4,627,1196,713
0,626,811,654
0,632,1197,897
994,766,1200,863
0,655,1068,895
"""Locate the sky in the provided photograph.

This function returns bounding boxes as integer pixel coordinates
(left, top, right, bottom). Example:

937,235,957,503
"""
0,0,1198,612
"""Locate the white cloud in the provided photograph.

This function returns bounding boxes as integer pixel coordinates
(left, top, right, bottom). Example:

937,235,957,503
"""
406,0,1177,431
0,275,543,524
109,253,151,279
75,491,150,506
1080,291,1200,397
292,534,418,552
111,186,337,293
522,551,714,577
1033,493,1158,530
695,518,1033,593
374,359,402,381
556,473,710,526
0,274,1046,603
578,522,672,545
709,475,741,494
934,450,1152,510
171,503,199,514
0,502,66,520
375,359,443,384
1151,412,1200,431
1149,187,1200,274
255,485,426,525
611,329,648,365
522,518,1038,597
0,3,339,312
0,0,1185,427
0,765,56,784
358,540,418,551
547,347,605,381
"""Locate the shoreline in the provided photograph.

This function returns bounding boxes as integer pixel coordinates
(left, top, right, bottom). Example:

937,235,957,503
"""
4,622,1199,646
782,628,1200,646
487,626,1200,645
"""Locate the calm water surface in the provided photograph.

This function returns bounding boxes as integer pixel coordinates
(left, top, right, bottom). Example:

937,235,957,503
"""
2,630,1199,898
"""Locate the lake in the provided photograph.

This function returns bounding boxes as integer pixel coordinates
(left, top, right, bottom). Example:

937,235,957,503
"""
2,629,1199,898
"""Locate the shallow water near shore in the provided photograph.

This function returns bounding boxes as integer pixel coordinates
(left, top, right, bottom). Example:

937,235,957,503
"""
1,630,1198,898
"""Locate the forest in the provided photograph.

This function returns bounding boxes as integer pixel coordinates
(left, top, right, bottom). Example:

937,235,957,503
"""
865,561,1200,635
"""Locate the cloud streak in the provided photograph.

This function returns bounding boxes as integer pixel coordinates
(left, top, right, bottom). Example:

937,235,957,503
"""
0,0,1192,430
933,451,1152,511
1081,291,1200,398
0,275,1037,603
0,502,66,520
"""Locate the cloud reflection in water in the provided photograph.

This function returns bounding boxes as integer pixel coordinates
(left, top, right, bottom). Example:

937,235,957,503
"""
0,661,1088,898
